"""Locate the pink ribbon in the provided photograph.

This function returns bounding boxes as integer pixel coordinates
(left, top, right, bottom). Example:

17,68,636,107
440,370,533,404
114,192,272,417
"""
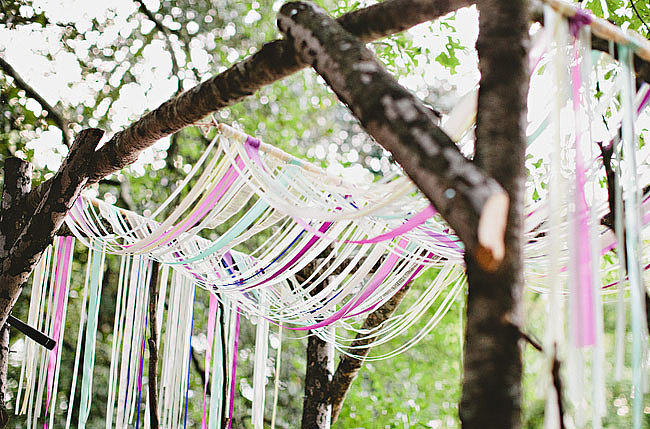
282,239,409,331
570,34,595,347
44,236,73,428
126,157,245,251
202,294,218,429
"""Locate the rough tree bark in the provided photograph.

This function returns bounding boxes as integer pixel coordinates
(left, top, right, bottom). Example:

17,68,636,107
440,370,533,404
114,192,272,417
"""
277,1,509,273
302,331,334,429
0,129,103,332
460,0,529,428
0,158,32,427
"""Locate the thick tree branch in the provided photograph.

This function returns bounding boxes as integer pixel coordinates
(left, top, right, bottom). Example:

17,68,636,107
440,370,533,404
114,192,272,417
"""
86,0,471,183
460,0,529,427
0,129,103,331
277,1,508,271
0,57,71,147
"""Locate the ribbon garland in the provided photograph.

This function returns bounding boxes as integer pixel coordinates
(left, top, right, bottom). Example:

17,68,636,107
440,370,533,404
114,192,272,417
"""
9,8,650,427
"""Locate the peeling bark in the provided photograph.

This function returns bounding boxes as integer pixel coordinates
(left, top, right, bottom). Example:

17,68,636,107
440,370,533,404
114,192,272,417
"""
460,1,529,428
277,1,509,271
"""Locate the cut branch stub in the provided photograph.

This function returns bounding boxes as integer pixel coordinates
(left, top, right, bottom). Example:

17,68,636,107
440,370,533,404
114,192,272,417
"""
0,129,103,330
277,1,508,271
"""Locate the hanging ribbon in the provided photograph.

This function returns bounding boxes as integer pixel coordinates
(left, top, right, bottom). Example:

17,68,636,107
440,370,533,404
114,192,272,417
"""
78,241,106,428
44,236,74,429
618,42,648,429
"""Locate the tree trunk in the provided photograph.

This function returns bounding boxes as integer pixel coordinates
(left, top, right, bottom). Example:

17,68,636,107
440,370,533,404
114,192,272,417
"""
302,329,334,429
460,1,529,428
0,158,33,427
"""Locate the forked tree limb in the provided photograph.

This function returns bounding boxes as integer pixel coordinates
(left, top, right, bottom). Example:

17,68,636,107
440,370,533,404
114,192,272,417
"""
277,1,509,271
0,129,103,331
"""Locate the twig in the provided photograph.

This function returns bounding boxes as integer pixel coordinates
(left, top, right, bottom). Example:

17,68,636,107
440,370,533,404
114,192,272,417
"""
133,0,190,85
0,57,71,147
134,0,183,40
510,322,565,429
551,344,566,429
630,0,650,37
519,330,543,352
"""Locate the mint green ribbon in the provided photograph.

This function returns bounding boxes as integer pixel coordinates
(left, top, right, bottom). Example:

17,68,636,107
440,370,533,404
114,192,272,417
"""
619,43,646,429
78,242,105,428
169,166,298,265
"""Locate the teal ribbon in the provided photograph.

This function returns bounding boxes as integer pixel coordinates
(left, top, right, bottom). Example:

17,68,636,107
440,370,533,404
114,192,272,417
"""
619,43,646,429
169,166,298,265
78,242,105,428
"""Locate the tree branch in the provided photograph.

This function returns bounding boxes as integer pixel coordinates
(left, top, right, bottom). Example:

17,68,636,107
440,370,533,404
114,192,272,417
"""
0,57,71,147
133,0,185,86
329,265,418,423
0,158,32,428
85,0,471,183
277,1,508,271
0,129,103,330
460,0,529,427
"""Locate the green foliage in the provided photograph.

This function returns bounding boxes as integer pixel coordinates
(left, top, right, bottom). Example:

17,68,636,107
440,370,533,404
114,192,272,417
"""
1,0,649,427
